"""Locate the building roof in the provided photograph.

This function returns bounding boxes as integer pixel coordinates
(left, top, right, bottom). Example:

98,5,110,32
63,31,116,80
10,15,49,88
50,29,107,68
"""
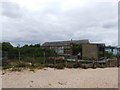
82,43,105,46
105,46,118,49
42,39,89,47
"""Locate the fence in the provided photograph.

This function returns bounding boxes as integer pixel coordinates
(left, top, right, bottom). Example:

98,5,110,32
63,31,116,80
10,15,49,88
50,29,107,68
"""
45,57,119,68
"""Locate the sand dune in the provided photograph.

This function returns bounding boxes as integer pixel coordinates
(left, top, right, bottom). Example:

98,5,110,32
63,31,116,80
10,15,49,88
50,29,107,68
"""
2,68,118,88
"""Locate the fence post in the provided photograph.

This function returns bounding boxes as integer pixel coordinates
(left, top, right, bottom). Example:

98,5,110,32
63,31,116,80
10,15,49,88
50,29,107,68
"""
117,55,120,67
92,60,95,68
18,44,21,61
43,52,46,64
65,59,67,67
54,59,56,65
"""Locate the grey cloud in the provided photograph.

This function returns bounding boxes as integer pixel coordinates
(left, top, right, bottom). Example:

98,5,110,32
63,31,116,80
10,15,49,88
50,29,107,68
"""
102,19,117,29
1,1,118,46
2,2,23,18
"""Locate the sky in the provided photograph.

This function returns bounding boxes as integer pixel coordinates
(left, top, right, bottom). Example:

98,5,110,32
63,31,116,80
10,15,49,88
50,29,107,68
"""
0,0,118,46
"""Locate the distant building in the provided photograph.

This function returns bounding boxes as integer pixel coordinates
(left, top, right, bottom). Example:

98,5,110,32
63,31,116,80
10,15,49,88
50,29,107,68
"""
105,46,117,55
117,47,120,55
42,39,89,56
42,40,105,60
82,44,105,60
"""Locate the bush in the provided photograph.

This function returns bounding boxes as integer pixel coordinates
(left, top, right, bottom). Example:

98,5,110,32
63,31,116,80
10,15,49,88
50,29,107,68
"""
98,66,105,68
29,69,35,72
73,63,80,68
91,66,96,69
105,51,116,59
2,65,12,70
11,68,21,72
31,64,44,69
37,66,44,69
35,57,44,64
66,63,73,68
81,65,88,69
44,64,55,68
15,62,30,68
55,64,65,69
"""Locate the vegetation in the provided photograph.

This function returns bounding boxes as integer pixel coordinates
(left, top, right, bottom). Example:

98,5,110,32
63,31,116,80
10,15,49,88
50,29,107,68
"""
2,42,56,66
72,44,82,55
11,68,21,72
29,69,35,72
55,63,65,69
3,43,56,60
105,51,116,59
1,42,118,71
66,63,74,68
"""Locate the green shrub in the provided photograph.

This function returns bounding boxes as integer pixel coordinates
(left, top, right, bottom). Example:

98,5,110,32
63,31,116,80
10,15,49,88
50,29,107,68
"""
91,66,96,69
81,65,88,69
44,64,55,68
29,69,35,72
55,64,65,69
105,51,116,59
2,65,11,70
15,62,30,68
73,63,80,68
34,57,44,64
33,64,44,69
37,66,44,69
98,66,105,68
66,63,73,68
11,68,21,72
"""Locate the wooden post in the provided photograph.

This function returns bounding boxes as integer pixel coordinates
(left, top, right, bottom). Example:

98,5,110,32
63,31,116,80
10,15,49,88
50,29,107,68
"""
19,51,20,61
18,44,21,61
92,60,95,68
32,54,35,66
65,59,67,67
117,54,120,67
117,48,120,67
54,59,56,65
43,52,46,64
70,44,73,56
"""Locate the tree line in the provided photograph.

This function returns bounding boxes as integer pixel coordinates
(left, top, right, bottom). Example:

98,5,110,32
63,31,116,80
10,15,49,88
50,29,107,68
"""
1,42,57,66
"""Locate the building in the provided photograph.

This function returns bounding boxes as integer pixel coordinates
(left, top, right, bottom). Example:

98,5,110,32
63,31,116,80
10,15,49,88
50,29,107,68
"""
105,46,118,55
42,39,89,56
42,40,105,60
82,44,105,60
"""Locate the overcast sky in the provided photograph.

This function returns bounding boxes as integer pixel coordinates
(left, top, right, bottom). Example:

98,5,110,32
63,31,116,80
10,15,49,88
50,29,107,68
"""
0,0,118,46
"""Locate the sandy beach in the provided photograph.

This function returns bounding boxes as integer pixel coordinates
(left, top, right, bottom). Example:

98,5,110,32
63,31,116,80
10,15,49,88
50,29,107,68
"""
2,67,118,88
